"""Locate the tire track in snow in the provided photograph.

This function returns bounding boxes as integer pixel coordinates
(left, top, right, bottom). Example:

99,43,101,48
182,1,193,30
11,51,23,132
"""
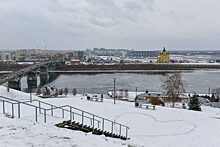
114,112,197,137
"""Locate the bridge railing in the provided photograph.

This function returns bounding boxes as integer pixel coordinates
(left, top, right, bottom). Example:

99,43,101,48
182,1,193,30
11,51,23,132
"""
0,95,129,138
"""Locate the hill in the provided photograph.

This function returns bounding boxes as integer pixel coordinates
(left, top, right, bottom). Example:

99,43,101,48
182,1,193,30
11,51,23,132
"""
1,86,220,147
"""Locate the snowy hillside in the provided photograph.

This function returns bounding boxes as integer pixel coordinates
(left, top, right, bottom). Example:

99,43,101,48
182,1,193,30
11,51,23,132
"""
1,86,220,147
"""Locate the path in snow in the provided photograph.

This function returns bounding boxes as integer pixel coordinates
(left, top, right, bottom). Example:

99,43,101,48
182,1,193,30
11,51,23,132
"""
114,112,197,137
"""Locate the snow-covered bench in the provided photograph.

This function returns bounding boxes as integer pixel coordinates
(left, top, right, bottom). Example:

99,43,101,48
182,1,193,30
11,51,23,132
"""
86,96,103,102
139,103,155,110
90,97,103,102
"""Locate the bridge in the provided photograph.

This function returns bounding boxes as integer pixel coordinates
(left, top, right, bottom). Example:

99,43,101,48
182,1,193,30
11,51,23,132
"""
0,61,64,89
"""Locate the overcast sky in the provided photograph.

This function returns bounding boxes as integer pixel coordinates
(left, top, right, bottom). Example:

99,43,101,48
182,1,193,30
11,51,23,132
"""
0,0,219,50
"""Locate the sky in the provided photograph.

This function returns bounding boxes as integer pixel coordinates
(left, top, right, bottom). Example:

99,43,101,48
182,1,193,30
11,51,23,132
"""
0,0,219,50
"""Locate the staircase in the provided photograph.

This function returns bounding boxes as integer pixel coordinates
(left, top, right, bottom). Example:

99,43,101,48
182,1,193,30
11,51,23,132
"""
55,120,128,140
0,95,129,140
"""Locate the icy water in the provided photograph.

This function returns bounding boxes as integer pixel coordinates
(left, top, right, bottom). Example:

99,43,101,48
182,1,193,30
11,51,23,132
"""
20,69,220,94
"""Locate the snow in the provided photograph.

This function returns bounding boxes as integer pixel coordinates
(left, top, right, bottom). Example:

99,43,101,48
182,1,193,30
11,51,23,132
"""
1,85,220,147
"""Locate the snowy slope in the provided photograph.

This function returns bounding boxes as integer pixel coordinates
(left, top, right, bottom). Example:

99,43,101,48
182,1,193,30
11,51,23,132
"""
1,85,220,147
0,114,127,147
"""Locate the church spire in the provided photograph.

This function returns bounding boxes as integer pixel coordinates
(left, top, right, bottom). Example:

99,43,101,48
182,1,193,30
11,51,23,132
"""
162,47,166,52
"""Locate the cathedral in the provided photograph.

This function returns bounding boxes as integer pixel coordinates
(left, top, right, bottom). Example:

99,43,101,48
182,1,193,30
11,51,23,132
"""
157,47,170,63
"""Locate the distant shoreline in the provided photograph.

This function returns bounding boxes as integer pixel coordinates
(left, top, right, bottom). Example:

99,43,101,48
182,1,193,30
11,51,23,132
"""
48,70,194,74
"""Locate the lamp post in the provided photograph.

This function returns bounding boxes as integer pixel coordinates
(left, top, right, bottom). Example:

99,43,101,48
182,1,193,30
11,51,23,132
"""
136,87,138,97
6,76,9,92
113,78,116,104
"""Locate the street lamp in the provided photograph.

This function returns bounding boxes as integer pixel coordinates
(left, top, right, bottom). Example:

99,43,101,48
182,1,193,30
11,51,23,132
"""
6,76,9,92
136,87,138,97
113,78,116,104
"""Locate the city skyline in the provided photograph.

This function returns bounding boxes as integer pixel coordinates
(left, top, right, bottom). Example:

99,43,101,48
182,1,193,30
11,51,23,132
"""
0,0,219,50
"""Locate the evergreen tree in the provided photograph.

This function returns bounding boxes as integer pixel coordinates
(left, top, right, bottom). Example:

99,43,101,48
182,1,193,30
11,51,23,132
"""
72,88,77,96
188,94,201,111
64,87,68,96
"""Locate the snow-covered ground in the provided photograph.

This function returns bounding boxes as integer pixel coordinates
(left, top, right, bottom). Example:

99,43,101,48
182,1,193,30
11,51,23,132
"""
1,86,220,147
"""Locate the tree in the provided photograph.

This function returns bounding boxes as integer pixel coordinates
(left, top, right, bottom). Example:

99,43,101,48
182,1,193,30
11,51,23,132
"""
162,73,185,107
64,87,68,96
36,88,41,95
119,89,123,98
209,93,217,102
72,88,77,96
188,94,201,111
211,88,220,102
124,89,129,98
59,88,63,95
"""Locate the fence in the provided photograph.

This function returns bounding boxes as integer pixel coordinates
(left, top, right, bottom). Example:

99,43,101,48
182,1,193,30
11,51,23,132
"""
204,102,220,108
0,95,129,138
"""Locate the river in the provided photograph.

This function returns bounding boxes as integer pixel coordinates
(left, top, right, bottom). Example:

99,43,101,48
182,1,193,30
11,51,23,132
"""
20,69,220,94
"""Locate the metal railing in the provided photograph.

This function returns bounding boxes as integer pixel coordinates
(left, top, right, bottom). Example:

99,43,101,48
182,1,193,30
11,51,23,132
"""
204,102,220,108
0,95,129,138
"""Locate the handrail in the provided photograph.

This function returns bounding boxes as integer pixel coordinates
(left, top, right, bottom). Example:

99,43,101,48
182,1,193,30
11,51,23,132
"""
30,99,129,128
0,96,40,108
0,96,100,123
0,95,129,138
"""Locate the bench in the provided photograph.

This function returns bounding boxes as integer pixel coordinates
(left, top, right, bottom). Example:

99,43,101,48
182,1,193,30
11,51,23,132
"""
139,103,155,110
90,97,103,102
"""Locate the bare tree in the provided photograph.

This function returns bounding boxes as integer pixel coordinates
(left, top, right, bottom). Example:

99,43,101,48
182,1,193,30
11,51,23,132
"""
119,89,123,98
124,89,129,98
211,88,220,101
162,73,185,107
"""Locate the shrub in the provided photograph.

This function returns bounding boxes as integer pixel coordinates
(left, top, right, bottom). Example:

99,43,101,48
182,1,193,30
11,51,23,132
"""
188,94,201,111
149,98,165,106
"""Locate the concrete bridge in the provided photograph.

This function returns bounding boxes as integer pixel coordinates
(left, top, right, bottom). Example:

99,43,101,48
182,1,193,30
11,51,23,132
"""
0,61,64,90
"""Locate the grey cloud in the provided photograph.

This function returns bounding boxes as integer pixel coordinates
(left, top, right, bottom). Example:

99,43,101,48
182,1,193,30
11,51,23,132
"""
0,0,219,50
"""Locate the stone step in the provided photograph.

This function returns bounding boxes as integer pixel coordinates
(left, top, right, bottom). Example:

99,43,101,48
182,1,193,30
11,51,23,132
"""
55,121,128,140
